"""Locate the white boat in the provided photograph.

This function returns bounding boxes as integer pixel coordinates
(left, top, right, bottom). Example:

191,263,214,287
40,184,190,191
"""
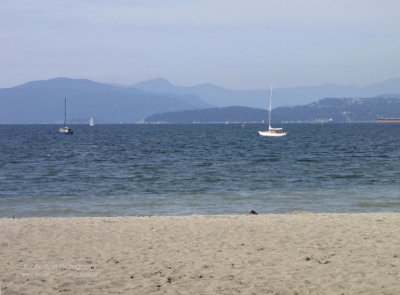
258,84,287,137
59,98,73,135
89,117,94,127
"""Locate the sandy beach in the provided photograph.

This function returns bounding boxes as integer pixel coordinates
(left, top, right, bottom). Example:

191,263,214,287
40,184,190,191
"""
1,213,400,294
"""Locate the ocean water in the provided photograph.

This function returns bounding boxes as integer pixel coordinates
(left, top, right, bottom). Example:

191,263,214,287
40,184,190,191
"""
0,124,399,217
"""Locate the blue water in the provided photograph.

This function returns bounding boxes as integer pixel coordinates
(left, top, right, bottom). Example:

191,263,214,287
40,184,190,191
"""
0,124,399,217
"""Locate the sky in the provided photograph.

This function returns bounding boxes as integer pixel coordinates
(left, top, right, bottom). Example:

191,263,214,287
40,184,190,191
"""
1,0,400,89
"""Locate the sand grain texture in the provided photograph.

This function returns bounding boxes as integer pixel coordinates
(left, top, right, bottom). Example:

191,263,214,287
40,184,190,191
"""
1,213,400,294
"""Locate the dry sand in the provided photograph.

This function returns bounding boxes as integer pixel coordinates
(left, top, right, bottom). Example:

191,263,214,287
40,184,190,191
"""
1,213,400,294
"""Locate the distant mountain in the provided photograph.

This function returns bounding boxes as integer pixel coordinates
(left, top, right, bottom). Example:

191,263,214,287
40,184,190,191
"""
0,78,210,123
134,78,266,108
133,78,400,108
274,95,400,123
145,96,400,123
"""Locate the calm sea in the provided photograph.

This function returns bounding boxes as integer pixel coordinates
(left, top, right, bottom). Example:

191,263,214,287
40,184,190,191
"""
0,124,399,217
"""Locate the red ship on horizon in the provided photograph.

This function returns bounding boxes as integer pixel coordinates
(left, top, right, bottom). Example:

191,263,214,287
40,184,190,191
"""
376,117,400,123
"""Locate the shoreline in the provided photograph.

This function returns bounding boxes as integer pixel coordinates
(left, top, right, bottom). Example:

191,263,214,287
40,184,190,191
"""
1,213,400,294
2,209,400,219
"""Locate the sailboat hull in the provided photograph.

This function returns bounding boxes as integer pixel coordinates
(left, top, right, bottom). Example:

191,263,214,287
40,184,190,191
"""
258,130,287,137
59,127,73,135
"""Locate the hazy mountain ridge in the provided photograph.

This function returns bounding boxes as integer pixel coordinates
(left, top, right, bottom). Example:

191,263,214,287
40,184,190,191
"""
145,96,400,123
274,96,400,123
0,78,210,123
134,77,400,109
134,78,259,108
1,77,400,123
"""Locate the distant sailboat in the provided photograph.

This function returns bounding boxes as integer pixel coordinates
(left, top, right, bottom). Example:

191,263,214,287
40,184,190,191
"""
258,84,287,137
89,117,94,127
59,98,73,135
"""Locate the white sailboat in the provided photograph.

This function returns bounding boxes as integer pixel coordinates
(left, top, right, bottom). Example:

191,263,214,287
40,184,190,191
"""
258,84,287,137
59,98,73,135
89,116,94,127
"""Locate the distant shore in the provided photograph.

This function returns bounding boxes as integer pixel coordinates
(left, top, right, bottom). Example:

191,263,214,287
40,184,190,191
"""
1,213,400,294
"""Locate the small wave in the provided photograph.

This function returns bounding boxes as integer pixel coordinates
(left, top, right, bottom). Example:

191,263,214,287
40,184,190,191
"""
296,158,318,163
1,208,82,218
356,201,400,209
196,162,213,167
329,174,363,179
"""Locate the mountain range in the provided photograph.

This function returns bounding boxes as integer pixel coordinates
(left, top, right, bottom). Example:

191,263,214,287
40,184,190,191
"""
0,77,400,123
0,78,209,124
145,96,400,124
134,77,400,108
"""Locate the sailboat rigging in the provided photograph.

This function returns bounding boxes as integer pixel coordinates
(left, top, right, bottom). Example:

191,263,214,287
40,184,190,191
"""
258,84,287,137
59,98,73,135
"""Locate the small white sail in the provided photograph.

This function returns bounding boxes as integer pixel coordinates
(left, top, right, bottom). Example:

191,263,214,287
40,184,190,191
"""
89,117,94,127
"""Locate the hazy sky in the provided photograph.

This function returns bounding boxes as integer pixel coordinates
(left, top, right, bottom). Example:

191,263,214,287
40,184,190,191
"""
1,0,400,89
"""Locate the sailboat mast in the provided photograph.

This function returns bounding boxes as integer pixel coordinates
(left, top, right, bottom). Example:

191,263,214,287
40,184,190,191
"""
268,84,272,129
64,97,67,126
